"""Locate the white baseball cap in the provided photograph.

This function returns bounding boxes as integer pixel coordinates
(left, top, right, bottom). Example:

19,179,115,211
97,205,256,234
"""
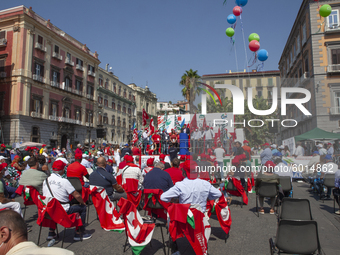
82,154,89,158
97,151,102,155
271,144,277,149
57,152,63,157
23,156,30,162
0,156,7,160
278,145,284,149
317,144,323,148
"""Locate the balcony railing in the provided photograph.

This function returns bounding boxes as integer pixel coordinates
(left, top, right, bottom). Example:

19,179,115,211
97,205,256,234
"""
52,52,63,60
49,115,58,121
330,107,340,115
72,89,83,95
65,58,74,66
33,74,45,83
88,70,95,77
34,42,46,52
0,72,6,78
325,23,340,33
49,116,83,125
31,111,44,118
327,64,340,73
76,64,84,71
50,80,61,88
0,38,7,46
85,122,94,127
86,94,94,100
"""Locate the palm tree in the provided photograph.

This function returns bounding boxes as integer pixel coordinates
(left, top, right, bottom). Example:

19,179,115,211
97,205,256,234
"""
180,69,201,113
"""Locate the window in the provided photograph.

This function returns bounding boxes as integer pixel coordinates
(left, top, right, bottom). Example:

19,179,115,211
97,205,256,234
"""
86,111,93,123
54,45,59,54
34,62,44,77
129,93,132,100
98,96,103,104
268,78,273,86
50,103,58,117
64,107,70,118
128,108,131,115
117,104,121,111
0,31,6,40
103,114,108,124
51,70,60,84
38,35,43,45
112,102,116,110
75,80,82,92
104,99,108,107
65,77,72,89
113,82,116,93
118,86,121,95
133,95,135,101
67,52,71,60
76,58,83,68
123,90,127,98
117,117,121,126
105,80,109,89
0,58,4,73
257,79,261,86
257,90,262,97
98,115,102,125
88,65,95,73
290,52,293,65
296,34,300,54
302,22,306,44
32,127,40,142
87,85,94,96
122,118,126,128
123,106,126,113
305,58,309,73
146,103,149,112
328,10,339,28
331,49,340,65
111,131,115,140
112,115,115,125
335,92,340,110
32,98,43,113
99,78,103,87
75,108,81,121
231,80,236,85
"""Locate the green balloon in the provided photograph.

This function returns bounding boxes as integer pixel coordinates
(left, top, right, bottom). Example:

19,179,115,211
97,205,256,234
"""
226,28,235,37
319,4,332,18
248,33,260,42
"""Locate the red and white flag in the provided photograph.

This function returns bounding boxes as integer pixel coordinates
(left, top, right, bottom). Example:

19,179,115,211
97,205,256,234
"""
118,198,155,255
89,186,125,232
147,118,154,135
132,128,138,144
207,196,232,236
142,109,149,126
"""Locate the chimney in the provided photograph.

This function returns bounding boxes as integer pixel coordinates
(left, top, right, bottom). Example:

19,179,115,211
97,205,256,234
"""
106,64,109,71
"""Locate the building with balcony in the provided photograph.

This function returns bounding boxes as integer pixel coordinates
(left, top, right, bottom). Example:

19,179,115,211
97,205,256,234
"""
157,102,180,115
201,70,281,101
128,84,157,129
97,67,136,144
0,6,101,148
278,0,340,141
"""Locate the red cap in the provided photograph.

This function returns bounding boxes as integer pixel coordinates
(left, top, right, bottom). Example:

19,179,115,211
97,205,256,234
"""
159,154,165,160
108,159,113,164
327,143,332,145
75,153,82,159
210,127,213,129
25,146,31,151
52,160,66,171
180,155,186,161
53,148,56,151
147,157,155,166
263,143,270,146
0,144,5,148
14,155,20,159
124,155,134,163
243,140,249,144
92,144,95,148
264,160,276,168
183,161,196,180
42,144,46,147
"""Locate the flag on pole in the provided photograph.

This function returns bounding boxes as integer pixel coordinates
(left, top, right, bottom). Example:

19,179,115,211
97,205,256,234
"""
174,115,181,131
142,109,149,126
190,113,198,131
202,117,207,130
118,198,155,255
132,129,138,144
214,127,221,147
148,118,154,135
180,119,185,128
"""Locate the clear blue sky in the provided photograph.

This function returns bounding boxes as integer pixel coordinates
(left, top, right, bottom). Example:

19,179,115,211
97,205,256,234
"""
1,0,303,103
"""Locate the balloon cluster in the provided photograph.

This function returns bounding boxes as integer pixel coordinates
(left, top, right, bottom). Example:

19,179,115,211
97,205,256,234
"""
225,0,268,62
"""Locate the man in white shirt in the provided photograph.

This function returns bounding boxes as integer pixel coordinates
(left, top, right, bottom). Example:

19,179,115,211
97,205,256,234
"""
116,155,143,189
81,154,92,169
142,128,149,154
43,160,91,241
214,143,225,181
293,142,305,157
317,144,327,156
55,153,69,165
41,148,50,163
192,128,202,154
327,143,334,156
204,127,214,148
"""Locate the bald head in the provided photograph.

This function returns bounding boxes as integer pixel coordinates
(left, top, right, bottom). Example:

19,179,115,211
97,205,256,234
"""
97,156,106,168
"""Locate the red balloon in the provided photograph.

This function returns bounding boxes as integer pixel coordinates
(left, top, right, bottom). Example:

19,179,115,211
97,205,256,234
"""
249,40,260,52
233,6,242,16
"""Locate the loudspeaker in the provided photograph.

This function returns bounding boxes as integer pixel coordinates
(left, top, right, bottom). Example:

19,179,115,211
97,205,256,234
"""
268,121,278,133
97,129,106,138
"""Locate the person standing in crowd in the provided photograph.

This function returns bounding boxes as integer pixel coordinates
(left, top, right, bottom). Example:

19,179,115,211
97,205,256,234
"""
113,144,121,166
271,144,279,155
0,210,74,254
170,129,178,148
43,160,92,241
203,126,214,149
142,157,154,177
161,130,170,154
293,142,305,157
131,143,141,156
164,158,184,185
151,130,161,155
159,154,171,169
106,159,114,174
234,141,245,156
120,144,132,158
90,157,126,201
81,154,92,169
283,145,291,157
142,128,149,154
56,152,69,165
260,143,272,166
75,144,83,155
168,143,178,163
192,128,201,154
117,155,143,188
242,140,252,156
327,143,334,156
251,144,259,155
214,143,225,182
181,124,190,134
66,153,90,187
143,162,173,192
333,164,340,215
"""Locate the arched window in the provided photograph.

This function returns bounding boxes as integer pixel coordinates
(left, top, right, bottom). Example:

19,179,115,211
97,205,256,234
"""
64,107,70,119
65,77,72,90
105,79,109,89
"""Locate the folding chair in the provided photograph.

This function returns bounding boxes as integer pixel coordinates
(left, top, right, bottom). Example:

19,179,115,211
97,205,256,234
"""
269,220,322,255
279,198,312,221
16,185,36,221
67,177,91,224
226,179,247,208
279,176,293,198
122,178,142,209
322,174,336,212
256,182,278,217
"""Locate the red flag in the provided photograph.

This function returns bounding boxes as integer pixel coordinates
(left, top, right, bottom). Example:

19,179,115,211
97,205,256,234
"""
224,177,248,205
202,117,207,129
132,128,138,144
142,108,149,126
148,118,154,135
214,128,221,147
190,113,197,131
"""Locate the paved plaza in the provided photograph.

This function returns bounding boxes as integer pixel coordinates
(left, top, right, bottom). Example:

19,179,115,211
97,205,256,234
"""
21,182,340,255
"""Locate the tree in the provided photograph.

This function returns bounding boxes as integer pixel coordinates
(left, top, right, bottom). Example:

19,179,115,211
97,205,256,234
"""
179,69,201,113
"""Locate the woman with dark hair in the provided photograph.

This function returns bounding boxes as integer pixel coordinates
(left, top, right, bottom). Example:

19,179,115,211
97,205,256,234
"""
6,155,24,188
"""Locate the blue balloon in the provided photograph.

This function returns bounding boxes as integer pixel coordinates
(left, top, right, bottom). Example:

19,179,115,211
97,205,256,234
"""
235,0,248,7
258,49,268,62
227,14,236,24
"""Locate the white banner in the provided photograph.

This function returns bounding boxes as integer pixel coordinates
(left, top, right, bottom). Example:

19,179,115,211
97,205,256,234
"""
282,137,296,156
